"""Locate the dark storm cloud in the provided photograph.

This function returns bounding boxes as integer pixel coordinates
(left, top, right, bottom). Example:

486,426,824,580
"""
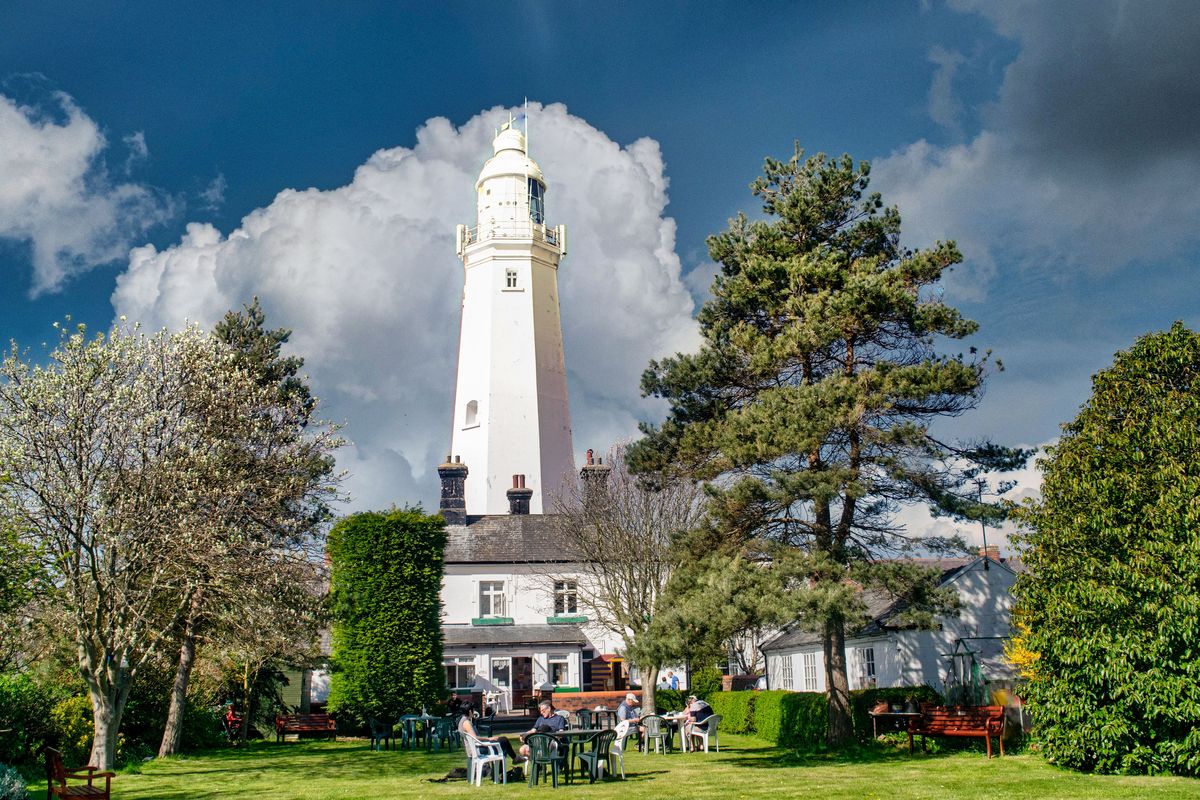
962,0,1200,170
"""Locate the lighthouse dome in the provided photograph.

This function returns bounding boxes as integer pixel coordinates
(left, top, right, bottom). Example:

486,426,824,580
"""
476,125,545,189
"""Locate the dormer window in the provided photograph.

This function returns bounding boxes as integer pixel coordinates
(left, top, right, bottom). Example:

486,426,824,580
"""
505,269,518,289
528,178,545,225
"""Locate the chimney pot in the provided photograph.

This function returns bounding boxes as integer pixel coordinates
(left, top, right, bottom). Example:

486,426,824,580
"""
437,458,469,525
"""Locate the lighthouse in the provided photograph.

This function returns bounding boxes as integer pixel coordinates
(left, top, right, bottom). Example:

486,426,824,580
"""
448,117,574,516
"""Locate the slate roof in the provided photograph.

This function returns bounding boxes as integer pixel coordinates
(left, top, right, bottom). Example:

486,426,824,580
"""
443,514,578,564
760,557,1005,652
443,623,587,648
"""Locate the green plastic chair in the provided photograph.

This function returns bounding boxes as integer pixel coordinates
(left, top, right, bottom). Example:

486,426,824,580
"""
526,733,568,787
576,730,616,783
575,709,594,729
641,715,671,754
367,717,395,751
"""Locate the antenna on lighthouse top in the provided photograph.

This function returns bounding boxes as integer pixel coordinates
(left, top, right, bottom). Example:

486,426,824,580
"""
524,97,529,156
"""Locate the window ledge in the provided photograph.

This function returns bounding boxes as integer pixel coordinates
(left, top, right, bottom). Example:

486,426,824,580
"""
461,423,480,430
471,617,514,626
501,287,525,293
546,615,588,625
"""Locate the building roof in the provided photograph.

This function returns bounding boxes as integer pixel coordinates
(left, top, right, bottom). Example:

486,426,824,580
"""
444,514,576,564
760,557,1011,652
443,624,587,648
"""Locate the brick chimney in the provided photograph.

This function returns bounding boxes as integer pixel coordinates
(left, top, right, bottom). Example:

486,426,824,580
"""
579,448,611,513
438,456,468,525
507,474,533,515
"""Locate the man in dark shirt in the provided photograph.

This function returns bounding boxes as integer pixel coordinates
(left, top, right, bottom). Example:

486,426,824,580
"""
519,700,566,757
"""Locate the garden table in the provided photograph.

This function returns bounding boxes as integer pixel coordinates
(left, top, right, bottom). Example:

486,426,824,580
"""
591,709,618,729
546,728,606,781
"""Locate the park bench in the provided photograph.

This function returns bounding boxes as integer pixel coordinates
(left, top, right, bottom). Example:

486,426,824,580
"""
909,705,1005,757
44,746,114,798
275,712,337,742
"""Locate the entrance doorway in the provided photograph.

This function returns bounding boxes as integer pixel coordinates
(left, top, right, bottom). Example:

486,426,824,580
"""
491,657,512,713
512,657,533,712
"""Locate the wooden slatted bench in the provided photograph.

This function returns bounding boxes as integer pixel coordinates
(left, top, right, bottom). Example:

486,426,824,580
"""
44,747,114,798
908,705,1006,757
275,712,337,742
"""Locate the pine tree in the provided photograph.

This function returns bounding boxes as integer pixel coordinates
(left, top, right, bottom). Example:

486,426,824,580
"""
630,146,1025,745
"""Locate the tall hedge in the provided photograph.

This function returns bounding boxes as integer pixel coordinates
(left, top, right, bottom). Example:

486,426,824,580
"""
327,509,446,727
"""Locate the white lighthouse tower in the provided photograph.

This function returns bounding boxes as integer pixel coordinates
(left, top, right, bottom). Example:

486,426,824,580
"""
449,118,574,516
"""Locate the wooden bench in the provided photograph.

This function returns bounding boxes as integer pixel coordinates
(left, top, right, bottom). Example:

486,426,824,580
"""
44,747,114,798
908,705,1005,757
275,712,337,742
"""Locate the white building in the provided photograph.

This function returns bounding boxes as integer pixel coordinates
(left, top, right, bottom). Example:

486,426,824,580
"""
760,557,1018,696
436,120,636,713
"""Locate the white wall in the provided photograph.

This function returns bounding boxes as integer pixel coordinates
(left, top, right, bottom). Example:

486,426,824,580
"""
764,560,1017,693
442,562,625,653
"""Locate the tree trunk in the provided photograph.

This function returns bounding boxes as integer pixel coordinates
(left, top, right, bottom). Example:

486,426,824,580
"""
158,607,200,757
88,681,130,770
823,614,853,747
641,665,659,714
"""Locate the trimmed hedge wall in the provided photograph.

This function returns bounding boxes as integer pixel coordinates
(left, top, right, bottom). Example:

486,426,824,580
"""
327,509,446,728
707,691,754,734
704,685,941,748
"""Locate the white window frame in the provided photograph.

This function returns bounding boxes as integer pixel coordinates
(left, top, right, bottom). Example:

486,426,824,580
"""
547,654,571,686
504,268,519,289
444,656,476,691
479,580,507,617
553,580,578,615
802,652,818,691
856,646,876,688
781,655,794,690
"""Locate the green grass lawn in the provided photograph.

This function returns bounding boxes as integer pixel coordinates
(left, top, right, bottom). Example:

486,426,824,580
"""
31,734,1200,800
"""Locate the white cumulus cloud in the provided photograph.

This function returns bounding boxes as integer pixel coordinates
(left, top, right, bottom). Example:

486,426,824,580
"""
0,92,172,296
113,102,700,511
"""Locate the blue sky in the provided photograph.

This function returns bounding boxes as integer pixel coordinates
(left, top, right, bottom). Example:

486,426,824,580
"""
2,1,1198,538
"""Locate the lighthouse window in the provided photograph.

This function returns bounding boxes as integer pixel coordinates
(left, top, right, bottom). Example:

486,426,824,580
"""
528,178,545,224
464,400,478,427
505,269,518,289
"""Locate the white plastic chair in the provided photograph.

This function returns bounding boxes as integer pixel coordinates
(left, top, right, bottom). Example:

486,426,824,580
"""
461,731,506,786
610,720,632,778
687,714,722,753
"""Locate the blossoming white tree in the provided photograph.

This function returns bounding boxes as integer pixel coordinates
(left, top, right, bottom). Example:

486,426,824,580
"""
0,323,342,769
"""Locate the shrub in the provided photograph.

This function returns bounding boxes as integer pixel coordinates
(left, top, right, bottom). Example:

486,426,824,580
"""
327,509,446,728
689,667,723,700
0,672,63,767
0,765,29,800
48,696,92,767
707,691,754,734
653,689,687,713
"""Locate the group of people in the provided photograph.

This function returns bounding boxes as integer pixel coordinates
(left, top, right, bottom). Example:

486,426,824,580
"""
455,690,715,767
456,698,567,767
616,691,715,752
655,670,681,690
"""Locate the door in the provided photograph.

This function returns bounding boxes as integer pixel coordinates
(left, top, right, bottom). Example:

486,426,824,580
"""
491,657,512,713
512,657,533,711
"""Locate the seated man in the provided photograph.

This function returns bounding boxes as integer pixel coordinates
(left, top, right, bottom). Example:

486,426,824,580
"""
616,692,643,750
457,701,523,764
519,700,567,757
681,695,714,751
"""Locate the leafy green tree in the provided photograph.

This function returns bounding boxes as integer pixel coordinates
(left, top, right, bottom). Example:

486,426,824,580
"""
158,299,337,756
630,146,1025,745
1013,322,1200,775
327,509,446,725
